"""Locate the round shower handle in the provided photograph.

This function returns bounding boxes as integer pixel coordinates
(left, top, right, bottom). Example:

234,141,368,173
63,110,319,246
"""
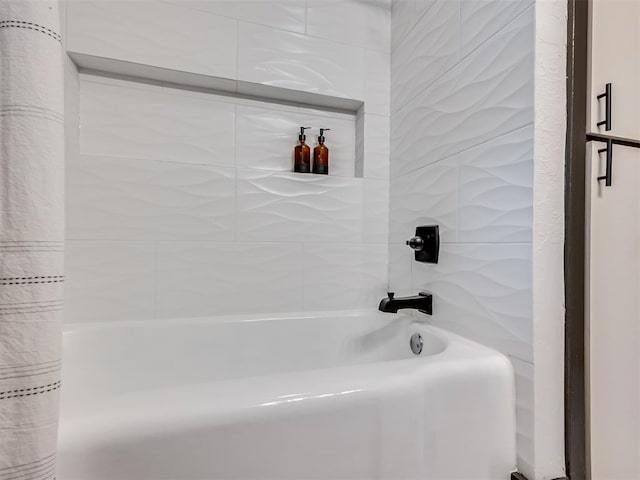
406,236,424,251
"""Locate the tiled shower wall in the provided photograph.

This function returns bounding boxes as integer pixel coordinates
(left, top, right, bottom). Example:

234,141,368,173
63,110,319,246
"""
63,0,391,322
388,0,535,474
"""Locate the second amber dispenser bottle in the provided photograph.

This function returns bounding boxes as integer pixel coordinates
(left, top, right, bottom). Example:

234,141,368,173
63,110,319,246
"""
312,128,330,175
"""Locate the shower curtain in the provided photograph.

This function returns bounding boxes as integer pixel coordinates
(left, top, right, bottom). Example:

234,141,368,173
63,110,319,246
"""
0,0,64,477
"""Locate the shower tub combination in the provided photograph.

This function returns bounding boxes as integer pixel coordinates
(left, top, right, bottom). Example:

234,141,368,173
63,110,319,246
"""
58,310,516,479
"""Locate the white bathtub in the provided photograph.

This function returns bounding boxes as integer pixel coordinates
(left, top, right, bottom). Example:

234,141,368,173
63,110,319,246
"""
58,310,516,480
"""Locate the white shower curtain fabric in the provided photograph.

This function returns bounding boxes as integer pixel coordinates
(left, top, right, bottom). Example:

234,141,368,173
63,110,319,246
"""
0,0,64,478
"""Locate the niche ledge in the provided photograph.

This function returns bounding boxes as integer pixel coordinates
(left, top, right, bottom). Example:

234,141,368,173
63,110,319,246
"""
68,52,364,114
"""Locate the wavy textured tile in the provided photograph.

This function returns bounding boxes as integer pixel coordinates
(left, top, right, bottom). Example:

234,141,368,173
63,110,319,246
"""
387,244,412,294
67,155,235,240
364,179,390,244
356,110,365,177
390,103,414,177
80,77,235,166
411,243,533,363
238,22,365,100
156,242,304,317
391,0,459,113
235,105,356,177
389,157,458,244
460,0,534,58
364,50,391,116
65,240,156,322
412,6,534,165
362,114,391,179
307,0,391,52
303,244,388,311
391,0,415,52
236,170,363,242
415,0,437,21
458,125,533,242
67,0,237,78
166,0,307,34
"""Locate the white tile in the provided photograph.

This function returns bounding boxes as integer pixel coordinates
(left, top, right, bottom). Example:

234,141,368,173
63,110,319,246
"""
458,125,533,243
391,0,415,52
66,156,236,241
67,0,237,78
389,103,414,177
388,244,412,295
65,240,156,322
303,244,388,311
166,0,306,33
412,5,534,163
236,169,363,243
415,0,437,21
355,108,366,177
391,0,459,112
235,105,356,177
306,0,391,52
364,50,391,116
363,114,390,179
389,157,458,245
411,243,533,362
460,0,533,58
364,179,390,244
79,78,235,166
156,242,304,317
238,22,365,100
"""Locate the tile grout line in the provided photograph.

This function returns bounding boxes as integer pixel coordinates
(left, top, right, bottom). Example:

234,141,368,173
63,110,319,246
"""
390,121,535,180
391,1,534,116
161,1,388,55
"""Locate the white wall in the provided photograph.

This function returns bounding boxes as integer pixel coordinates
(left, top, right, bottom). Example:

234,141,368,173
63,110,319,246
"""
531,1,567,478
63,0,391,322
389,1,566,478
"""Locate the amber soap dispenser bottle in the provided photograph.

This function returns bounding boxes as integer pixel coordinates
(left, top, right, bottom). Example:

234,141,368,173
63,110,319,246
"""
293,126,312,173
313,128,330,175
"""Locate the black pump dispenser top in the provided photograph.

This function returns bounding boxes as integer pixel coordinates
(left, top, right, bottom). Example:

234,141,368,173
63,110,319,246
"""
318,128,330,143
299,126,311,141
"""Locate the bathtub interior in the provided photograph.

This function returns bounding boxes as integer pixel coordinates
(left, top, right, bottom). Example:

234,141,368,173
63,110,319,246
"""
61,310,447,408
58,310,517,480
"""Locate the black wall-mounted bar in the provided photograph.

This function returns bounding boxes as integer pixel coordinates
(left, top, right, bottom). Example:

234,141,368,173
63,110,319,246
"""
596,83,612,131
587,132,640,149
